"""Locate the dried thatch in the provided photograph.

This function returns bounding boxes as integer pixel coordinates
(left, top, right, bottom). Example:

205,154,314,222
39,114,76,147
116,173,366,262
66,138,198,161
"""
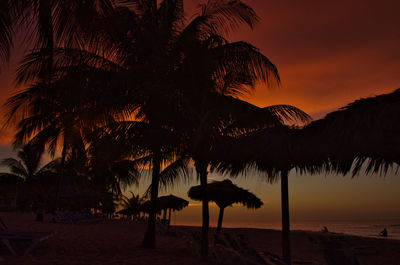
140,195,188,213
157,195,189,211
304,88,400,175
188,179,262,209
188,179,262,233
215,88,400,178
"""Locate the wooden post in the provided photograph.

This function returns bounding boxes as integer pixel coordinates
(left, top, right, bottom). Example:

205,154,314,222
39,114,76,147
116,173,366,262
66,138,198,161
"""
281,170,291,264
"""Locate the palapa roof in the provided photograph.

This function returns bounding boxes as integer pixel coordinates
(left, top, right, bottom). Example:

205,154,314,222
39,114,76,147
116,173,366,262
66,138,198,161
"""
305,88,400,175
140,194,189,213
213,88,400,178
188,179,263,209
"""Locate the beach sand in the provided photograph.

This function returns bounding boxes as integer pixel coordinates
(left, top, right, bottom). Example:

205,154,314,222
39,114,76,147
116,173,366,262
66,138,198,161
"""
1,212,399,265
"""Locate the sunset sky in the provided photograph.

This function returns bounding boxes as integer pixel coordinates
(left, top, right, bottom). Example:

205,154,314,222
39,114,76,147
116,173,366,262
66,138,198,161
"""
0,0,399,225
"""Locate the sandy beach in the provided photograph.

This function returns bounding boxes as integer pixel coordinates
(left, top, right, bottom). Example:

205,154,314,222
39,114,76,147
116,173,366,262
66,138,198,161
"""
0,213,399,265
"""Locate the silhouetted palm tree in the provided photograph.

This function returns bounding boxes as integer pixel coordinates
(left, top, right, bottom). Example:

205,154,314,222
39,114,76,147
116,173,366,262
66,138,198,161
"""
100,120,190,248
188,179,262,234
88,135,141,199
119,192,145,220
0,0,114,73
4,75,108,207
3,2,309,261
0,144,59,220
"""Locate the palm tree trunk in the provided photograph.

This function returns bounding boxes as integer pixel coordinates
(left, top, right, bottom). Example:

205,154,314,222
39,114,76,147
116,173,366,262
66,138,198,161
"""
216,207,224,234
54,144,67,211
281,170,291,264
197,162,209,261
142,152,161,249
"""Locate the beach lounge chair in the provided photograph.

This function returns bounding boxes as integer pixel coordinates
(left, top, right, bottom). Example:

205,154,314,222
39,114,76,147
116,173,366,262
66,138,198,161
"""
52,211,103,224
309,235,360,265
0,216,54,256
0,230,54,256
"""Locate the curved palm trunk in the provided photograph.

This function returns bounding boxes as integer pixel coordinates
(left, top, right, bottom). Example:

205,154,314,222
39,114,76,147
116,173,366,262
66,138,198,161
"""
216,207,224,234
142,152,161,249
281,170,291,264
197,163,209,261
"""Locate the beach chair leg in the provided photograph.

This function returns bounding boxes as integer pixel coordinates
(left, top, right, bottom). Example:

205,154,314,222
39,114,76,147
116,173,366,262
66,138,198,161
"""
24,239,40,256
1,238,17,256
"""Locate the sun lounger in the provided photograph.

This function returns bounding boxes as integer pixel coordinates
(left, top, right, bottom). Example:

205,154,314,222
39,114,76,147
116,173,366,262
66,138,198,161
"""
0,230,54,256
52,211,103,224
309,235,360,265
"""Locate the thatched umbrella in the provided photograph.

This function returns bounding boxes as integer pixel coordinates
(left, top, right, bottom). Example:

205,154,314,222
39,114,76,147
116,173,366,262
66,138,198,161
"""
214,126,323,263
157,195,189,211
188,179,263,234
304,88,400,175
214,88,400,264
141,195,188,228
158,195,188,228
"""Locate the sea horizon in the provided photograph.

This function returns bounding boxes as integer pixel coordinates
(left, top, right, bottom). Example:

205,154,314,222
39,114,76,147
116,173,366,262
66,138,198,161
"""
171,219,400,241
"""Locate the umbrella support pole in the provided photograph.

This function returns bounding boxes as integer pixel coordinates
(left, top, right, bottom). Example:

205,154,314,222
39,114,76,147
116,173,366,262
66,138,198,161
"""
281,170,291,265
168,208,171,231
216,207,224,234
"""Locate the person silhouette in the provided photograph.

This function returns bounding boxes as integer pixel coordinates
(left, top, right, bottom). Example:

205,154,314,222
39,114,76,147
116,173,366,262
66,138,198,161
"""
379,228,388,237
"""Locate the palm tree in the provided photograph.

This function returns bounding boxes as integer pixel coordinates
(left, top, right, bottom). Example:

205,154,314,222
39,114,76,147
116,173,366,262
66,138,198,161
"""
88,135,141,199
0,0,13,71
3,1,307,260
0,0,114,73
188,179,263,234
119,192,145,220
4,72,116,208
0,144,59,220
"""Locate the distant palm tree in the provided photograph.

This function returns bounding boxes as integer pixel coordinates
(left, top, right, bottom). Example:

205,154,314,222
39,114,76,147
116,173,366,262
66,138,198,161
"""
0,144,59,220
119,192,145,220
188,179,263,234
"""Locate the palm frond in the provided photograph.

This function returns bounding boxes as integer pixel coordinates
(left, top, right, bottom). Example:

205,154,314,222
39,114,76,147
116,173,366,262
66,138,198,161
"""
16,47,124,84
186,0,258,39
211,41,280,95
0,0,13,70
263,105,311,125
158,155,191,190
0,158,27,178
0,173,24,184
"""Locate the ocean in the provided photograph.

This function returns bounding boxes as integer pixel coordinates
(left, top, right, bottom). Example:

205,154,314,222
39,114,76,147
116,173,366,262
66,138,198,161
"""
174,219,400,240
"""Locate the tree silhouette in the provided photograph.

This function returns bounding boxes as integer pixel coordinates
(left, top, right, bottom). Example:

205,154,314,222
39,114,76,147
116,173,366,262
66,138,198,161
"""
0,144,59,220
